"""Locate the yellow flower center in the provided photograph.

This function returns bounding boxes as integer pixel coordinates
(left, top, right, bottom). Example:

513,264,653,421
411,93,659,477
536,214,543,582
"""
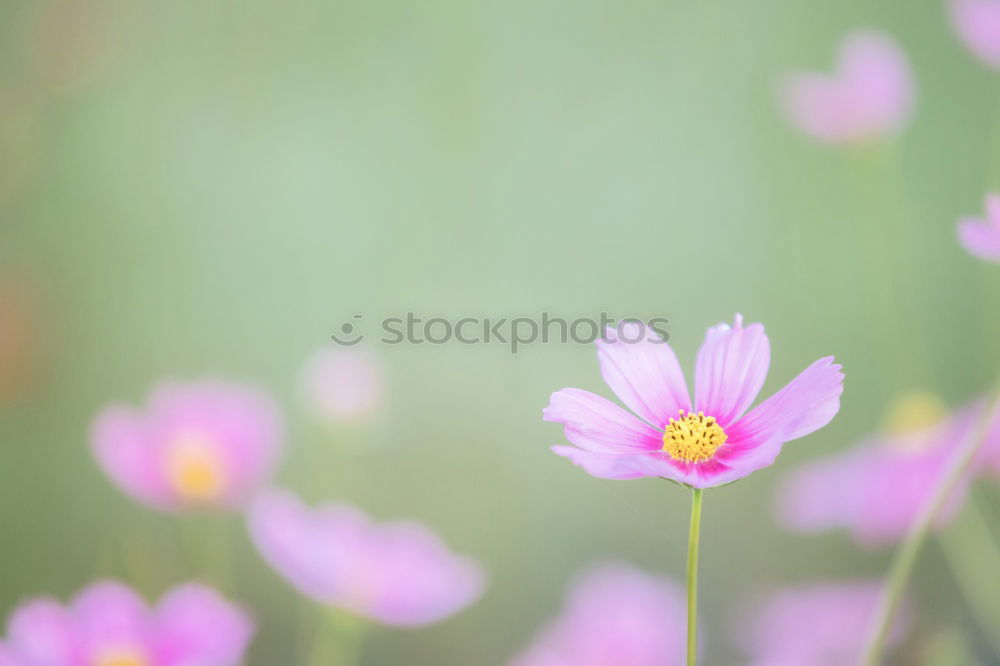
883,391,947,435
662,410,727,463
94,648,149,666
883,391,947,453
165,431,226,502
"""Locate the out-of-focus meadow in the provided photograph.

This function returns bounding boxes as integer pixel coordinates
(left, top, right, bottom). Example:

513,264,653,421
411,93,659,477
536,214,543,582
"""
1,0,999,663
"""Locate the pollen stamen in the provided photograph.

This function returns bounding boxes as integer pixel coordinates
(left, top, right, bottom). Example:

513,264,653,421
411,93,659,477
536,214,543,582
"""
165,432,225,502
662,409,727,463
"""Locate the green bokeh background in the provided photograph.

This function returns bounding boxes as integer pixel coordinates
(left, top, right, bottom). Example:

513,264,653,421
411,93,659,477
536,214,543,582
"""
1,0,999,663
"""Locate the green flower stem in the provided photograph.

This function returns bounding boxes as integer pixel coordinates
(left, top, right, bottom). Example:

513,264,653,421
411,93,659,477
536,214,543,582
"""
862,390,1000,665
686,488,703,666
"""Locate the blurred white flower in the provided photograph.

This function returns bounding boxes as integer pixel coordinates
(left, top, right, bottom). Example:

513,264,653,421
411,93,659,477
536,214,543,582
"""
299,346,384,426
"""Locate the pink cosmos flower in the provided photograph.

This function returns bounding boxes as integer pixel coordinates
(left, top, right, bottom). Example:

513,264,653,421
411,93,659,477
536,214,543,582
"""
1,581,253,666
950,0,1000,69
735,581,910,666
247,489,485,627
543,315,844,489
777,395,984,547
957,193,1000,261
780,29,915,144
90,380,283,512
509,563,686,666
299,346,383,425
0,644,20,666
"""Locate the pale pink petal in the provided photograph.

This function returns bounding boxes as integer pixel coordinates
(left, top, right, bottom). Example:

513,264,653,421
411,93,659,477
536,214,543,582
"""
838,30,915,135
958,217,1000,261
366,523,486,626
693,314,770,427
628,453,738,489
5,599,77,666
0,643,22,666
510,563,685,666
543,389,663,453
782,73,847,142
249,490,483,627
153,584,254,666
595,322,691,427
781,29,913,144
722,357,844,470
736,581,910,664
247,490,345,603
90,406,173,510
550,446,660,480
777,405,980,547
775,449,868,534
848,449,973,546
986,193,1000,224
550,446,735,489
71,582,152,658
950,0,1000,68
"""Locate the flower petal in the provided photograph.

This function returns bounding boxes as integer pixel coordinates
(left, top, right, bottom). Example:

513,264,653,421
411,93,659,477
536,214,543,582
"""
778,420,976,548
6,599,76,666
950,0,1000,69
0,643,20,666
365,523,486,626
718,356,844,475
987,193,1000,224
595,322,691,427
72,581,153,660
543,389,662,453
551,447,658,480
247,490,344,604
550,446,734,488
775,449,867,534
90,406,174,510
153,584,254,666
694,314,770,426
957,217,1000,261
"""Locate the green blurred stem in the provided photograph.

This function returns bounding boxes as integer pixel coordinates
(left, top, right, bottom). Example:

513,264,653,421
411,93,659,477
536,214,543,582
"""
181,515,234,590
309,608,367,666
686,488,703,666
937,495,1000,659
862,389,1000,666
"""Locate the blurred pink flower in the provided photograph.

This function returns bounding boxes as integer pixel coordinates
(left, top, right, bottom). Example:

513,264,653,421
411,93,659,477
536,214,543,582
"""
957,193,1000,261
780,29,915,144
509,563,685,666
247,490,485,627
735,581,910,665
777,396,985,547
950,0,1000,68
1,581,253,666
299,346,383,425
544,315,843,489
0,644,20,666
90,380,284,512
